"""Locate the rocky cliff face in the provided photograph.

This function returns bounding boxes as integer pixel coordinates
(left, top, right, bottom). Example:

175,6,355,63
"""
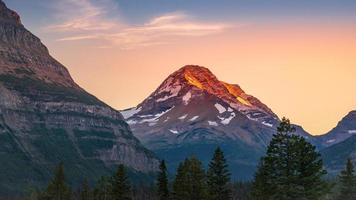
0,1,158,194
122,65,314,180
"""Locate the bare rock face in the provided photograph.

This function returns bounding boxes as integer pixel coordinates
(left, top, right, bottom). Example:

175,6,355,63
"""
121,65,314,180
0,0,158,194
0,1,21,25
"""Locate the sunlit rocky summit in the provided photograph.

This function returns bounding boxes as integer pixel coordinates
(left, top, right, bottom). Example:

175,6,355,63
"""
0,0,158,194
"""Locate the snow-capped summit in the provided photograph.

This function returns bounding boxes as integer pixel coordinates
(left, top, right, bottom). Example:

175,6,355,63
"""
124,65,278,127
121,65,312,179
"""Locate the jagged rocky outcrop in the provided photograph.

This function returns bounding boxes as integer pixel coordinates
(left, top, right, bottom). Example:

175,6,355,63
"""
0,0,158,194
122,65,314,180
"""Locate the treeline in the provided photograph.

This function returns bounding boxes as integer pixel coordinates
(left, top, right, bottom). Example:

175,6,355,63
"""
27,118,356,200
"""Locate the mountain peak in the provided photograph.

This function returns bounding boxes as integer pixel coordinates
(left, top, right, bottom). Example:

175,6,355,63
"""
179,65,211,73
0,0,77,88
178,65,221,90
159,65,267,111
0,0,22,25
124,65,278,127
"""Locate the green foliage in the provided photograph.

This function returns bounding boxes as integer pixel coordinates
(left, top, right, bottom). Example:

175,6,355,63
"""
251,117,328,200
156,160,169,200
172,157,207,200
111,165,132,200
250,160,272,200
207,147,232,200
171,162,188,200
80,179,93,200
93,177,112,200
27,189,41,200
231,182,252,200
337,158,356,200
41,163,75,200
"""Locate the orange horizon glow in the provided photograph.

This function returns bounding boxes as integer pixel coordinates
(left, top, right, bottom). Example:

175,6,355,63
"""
41,21,356,136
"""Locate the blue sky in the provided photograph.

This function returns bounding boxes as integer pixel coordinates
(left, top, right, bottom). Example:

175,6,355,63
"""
5,0,356,27
4,0,356,49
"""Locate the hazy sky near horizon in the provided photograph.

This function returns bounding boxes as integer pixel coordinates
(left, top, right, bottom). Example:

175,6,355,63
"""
4,0,356,135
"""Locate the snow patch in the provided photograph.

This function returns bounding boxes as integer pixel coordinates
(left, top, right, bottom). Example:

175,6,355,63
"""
157,77,174,93
156,77,182,102
121,107,142,119
208,121,218,126
214,103,226,114
148,122,157,126
139,114,154,118
262,121,273,127
189,116,199,121
179,114,188,120
182,92,192,105
218,112,236,125
139,107,174,124
348,130,356,134
163,117,170,123
169,129,179,134
326,139,336,143
156,86,181,102
127,120,137,125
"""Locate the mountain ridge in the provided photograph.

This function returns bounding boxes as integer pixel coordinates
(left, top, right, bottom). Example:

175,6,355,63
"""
317,110,356,147
0,0,158,194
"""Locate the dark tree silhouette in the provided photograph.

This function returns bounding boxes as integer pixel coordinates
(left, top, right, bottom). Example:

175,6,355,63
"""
207,147,231,200
41,162,75,200
251,118,327,200
111,164,132,200
337,158,356,200
156,160,169,200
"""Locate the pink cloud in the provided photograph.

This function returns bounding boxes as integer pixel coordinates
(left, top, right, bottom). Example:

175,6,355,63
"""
45,1,232,49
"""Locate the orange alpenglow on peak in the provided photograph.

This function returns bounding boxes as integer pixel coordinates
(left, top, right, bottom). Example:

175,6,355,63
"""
179,65,252,107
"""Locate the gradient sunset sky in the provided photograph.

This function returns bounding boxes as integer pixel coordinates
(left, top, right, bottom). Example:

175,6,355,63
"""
4,0,356,135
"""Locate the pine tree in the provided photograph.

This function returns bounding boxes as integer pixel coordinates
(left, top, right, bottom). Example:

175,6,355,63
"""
250,160,272,200
188,157,208,200
251,117,327,200
172,161,190,200
294,136,327,199
172,157,207,200
41,162,75,200
93,176,112,200
207,147,231,200
111,164,132,200
157,160,169,200
80,179,93,200
27,189,40,200
337,158,356,200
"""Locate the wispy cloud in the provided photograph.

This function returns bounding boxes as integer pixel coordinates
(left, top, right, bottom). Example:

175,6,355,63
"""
45,0,232,49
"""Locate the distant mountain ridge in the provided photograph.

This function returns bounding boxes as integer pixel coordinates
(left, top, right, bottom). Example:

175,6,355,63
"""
0,0,158,194
320,111,356,175
317,111,356,147
122,65,314,179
